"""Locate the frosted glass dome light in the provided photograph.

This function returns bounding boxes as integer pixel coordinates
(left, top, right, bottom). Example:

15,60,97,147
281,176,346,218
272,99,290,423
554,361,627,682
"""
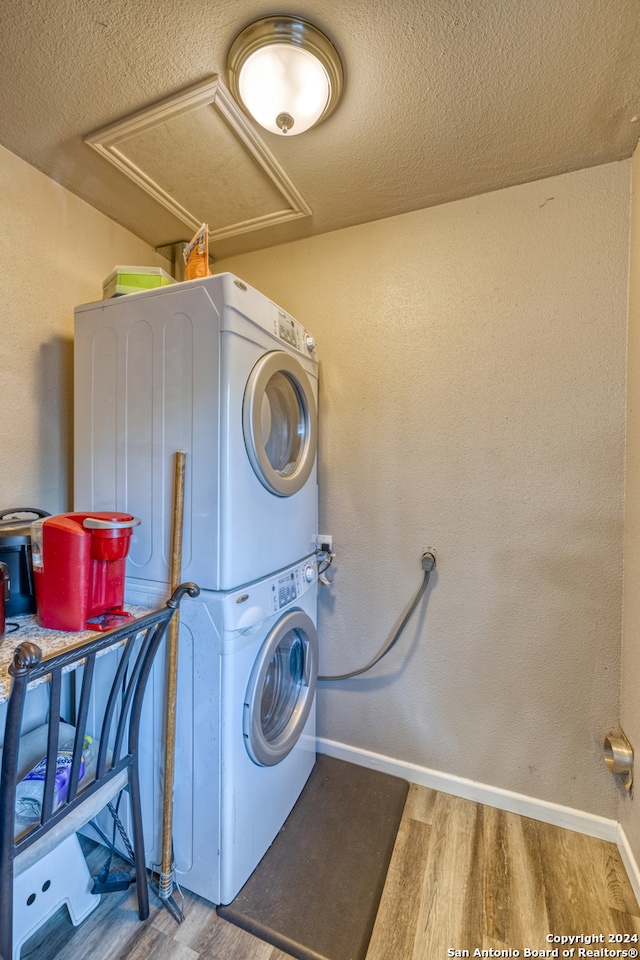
227,16,344,136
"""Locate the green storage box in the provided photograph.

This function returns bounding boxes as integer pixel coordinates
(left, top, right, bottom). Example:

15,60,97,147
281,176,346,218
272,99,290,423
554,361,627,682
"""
103,266,175,299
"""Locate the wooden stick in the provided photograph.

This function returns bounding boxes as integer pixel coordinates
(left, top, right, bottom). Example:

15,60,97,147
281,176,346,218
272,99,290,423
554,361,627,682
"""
159,450,186,900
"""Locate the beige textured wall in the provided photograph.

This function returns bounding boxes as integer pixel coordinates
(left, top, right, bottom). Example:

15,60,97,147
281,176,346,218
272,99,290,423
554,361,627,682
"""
216,161,630,817
0,144,167,513
621,144,640,847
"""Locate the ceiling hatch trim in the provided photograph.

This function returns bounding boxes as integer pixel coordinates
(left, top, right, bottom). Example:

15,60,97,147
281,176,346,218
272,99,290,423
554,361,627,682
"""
83,76,312,241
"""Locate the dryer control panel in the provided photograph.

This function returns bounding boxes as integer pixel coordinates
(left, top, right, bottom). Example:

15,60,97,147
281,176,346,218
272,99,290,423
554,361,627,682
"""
274,311,316,356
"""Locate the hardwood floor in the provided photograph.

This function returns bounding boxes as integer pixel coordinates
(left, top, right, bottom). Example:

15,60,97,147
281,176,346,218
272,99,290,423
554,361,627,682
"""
20,784,640,960
368,786,640,959
21,838,295,960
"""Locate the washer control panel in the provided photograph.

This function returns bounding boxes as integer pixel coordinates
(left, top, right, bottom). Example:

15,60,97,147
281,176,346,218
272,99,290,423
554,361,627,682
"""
224,556,318,630
270,559,317,613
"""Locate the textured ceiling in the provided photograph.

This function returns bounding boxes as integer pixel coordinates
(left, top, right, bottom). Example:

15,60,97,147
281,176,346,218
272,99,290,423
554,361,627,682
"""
2,0,639,260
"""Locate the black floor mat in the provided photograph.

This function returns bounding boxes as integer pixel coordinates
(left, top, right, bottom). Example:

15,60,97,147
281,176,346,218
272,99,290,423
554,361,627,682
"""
217,754,409,960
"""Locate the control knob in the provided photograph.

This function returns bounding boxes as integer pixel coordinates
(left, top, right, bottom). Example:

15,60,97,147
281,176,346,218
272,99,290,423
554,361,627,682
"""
304,564,315,583
305,336,316,353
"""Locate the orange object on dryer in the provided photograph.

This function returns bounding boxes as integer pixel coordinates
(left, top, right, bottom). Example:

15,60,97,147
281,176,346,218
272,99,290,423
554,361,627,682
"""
183,223,210,280
31,512,141,631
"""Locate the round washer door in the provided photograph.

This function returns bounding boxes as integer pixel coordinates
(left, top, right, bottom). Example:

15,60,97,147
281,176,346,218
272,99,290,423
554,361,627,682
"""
244,608,319,766
243,351,317,497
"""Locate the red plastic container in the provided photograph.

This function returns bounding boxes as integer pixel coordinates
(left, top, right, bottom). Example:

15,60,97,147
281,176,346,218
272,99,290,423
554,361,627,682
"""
31,512,140,631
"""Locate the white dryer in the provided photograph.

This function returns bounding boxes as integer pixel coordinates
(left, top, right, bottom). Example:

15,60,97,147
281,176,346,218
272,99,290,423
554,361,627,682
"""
123,555,319,905
74,273,318,591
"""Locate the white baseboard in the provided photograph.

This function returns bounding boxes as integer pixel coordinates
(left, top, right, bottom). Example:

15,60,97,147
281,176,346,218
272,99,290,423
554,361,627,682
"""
617,824,640,905
317,737,619,843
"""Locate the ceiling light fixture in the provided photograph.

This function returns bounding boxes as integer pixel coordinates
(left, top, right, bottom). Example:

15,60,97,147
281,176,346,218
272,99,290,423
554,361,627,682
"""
226,15,344,136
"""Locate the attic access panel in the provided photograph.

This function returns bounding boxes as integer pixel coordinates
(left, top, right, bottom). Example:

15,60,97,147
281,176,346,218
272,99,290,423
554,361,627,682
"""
84,76,311,242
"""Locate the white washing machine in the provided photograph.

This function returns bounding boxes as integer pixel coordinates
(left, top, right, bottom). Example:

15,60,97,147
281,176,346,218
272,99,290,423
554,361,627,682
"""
121,555,319,905
74,273,319,590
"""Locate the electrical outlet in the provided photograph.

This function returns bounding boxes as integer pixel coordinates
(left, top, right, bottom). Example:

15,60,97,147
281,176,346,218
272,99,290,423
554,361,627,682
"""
314,534,333,552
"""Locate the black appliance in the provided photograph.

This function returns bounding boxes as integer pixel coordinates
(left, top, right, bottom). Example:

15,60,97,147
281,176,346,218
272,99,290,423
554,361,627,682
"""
0,508,50,617
0,561,8,637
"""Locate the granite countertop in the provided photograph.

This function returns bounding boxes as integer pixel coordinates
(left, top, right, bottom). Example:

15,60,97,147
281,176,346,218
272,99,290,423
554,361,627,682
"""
0,605,152,704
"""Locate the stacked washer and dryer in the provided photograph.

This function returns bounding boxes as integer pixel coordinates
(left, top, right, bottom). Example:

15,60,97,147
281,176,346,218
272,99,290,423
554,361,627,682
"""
73,273,320,905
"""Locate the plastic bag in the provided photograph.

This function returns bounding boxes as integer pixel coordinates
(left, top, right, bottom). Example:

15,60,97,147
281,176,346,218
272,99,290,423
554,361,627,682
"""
183,223,210,281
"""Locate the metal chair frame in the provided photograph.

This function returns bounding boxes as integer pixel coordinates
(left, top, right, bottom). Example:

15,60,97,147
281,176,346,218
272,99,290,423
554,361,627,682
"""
0,582,199,960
